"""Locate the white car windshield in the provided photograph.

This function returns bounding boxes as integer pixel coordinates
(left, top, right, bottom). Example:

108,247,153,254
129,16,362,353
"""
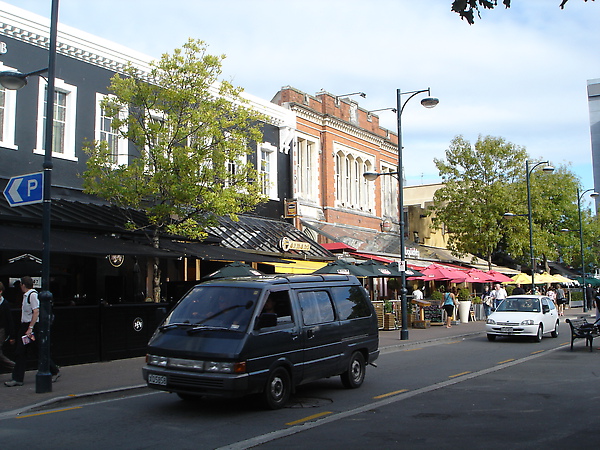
496,298,540,313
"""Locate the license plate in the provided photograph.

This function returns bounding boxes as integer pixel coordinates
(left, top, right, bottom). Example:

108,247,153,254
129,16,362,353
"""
148,374,167,386
501,327,513,333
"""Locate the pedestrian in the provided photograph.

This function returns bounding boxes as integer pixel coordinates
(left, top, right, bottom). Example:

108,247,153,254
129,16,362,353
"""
595,289,600,322
0,282,16,371
4,276,60,387
442,287,458,328
491,283,507,309
412,286,423,301
555,284,567,316
482,285,493,317
512,283,525,295
585,283,595,311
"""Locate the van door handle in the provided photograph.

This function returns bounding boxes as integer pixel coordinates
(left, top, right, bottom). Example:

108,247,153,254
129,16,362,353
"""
307,329,315,339
291,330,300,340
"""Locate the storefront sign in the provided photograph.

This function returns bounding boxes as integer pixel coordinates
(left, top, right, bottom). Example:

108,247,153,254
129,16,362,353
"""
279,237,311,252
133,317,144,332
284,200,298,218
405,247,420,259
108,254,124,267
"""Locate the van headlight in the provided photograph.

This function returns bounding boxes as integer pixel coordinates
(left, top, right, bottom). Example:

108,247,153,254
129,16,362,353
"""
147,354,168,367
205,361,246,374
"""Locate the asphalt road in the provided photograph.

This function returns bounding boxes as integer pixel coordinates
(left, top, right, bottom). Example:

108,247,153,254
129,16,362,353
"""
1,322,597,449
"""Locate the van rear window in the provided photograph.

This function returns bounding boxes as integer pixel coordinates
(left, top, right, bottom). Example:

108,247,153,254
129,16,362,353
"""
331,286,371,320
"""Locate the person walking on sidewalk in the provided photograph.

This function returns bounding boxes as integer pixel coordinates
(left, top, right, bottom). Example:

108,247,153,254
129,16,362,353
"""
490,283,507,309
442,287,458,328
0,282,16,371
4,276,60,387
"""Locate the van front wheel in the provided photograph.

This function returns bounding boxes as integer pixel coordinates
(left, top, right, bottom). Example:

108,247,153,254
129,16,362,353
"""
263,367,291,410
341,352,366,389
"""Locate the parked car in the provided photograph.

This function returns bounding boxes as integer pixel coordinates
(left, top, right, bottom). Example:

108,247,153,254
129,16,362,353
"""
142,274,379,409
485,295,560,342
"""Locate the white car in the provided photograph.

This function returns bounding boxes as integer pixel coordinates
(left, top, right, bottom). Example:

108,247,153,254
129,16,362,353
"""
486,295,560,342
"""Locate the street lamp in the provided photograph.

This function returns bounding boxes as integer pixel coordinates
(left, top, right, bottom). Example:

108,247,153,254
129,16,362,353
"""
561,188,599,312
504,160,554,291
363,88,439,340
0,0,59,393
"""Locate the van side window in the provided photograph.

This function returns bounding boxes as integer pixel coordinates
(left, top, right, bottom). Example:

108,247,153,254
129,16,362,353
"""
298,291,335,325
330,286,371,320
261,290,294,326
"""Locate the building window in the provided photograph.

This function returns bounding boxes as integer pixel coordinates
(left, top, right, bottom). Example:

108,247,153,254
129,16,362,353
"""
95,93,128,165
0,64,18,150
334,148,374,210
36,77,77,160
258,142,278,199
297,136,318,201
381,164,398,219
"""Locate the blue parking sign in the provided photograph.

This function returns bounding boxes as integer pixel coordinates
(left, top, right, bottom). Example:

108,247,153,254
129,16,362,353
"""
3,172,44,207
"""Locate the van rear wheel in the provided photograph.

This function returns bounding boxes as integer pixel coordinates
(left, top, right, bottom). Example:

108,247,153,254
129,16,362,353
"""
341,352,366,389
263,367,291,410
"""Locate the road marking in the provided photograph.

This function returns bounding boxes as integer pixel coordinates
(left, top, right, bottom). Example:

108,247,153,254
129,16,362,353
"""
286,411,332,426
16,406,82,419
403,348,422,352
373,389,409,399
449,371,471,378
218,344,567,450
560,342,570,346
530,350,545,355
497,359,515,364
444,341,462,345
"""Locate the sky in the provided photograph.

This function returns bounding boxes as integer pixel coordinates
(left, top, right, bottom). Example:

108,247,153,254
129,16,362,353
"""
4,0,600,194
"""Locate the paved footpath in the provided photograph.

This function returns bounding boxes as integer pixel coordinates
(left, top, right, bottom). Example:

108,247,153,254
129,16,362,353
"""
1,309,594,417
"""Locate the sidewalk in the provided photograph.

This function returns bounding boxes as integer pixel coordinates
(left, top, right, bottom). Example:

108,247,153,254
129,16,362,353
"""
1,308,593,416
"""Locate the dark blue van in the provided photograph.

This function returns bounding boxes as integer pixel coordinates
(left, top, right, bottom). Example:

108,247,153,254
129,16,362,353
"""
142,274,379,409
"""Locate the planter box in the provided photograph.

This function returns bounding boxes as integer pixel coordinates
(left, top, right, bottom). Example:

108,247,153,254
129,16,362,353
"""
412,320,430,329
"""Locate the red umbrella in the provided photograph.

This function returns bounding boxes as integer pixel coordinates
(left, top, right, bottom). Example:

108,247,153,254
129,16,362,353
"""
464,268,496,283
415,264,468,282
486,270,514,283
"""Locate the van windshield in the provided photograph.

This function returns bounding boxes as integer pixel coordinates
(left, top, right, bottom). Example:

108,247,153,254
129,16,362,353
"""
166,285,260,331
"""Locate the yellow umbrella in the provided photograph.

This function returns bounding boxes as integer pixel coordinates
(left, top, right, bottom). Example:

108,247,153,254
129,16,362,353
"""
507,273,532,285
549,273,574,285
536,272,562,284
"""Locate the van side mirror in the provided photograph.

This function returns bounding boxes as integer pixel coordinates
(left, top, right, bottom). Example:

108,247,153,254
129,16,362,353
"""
255,313,277,329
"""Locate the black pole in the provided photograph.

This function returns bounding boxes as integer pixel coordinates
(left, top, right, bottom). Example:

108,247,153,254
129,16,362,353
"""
36,0,59,394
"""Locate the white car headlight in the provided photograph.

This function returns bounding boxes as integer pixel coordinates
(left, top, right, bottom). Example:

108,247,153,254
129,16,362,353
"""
486,318,496,324
521,319,535,325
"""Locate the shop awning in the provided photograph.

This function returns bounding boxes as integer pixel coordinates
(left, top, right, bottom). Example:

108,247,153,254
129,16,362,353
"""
159,240,286,263
262,259,328,274
0,225,173,257
350,252,393,263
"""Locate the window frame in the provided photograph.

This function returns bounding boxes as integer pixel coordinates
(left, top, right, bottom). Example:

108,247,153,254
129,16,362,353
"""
95,93,128,166
0,63,18,150
34,77,78,161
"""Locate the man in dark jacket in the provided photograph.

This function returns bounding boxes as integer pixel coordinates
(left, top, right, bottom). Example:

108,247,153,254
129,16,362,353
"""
0,281,16,370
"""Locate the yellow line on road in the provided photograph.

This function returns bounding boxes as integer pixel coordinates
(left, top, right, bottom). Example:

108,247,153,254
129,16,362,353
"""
286,411,333,426
445,341,462,345
449,371,471,378
17,406,82,419
530,350,545,355
373,389,409,399
497,359,515,364
560,342,570,346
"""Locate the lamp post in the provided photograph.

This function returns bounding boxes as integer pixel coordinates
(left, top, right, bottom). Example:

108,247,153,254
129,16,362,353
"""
0,0,59,393
504,160,554,292
561,188,599,312
364,88,438,340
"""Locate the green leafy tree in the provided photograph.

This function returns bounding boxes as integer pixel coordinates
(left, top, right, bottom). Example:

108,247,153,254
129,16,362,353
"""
451,0,594,24
431,135,526,269
83,39,267,300
502,164,580,272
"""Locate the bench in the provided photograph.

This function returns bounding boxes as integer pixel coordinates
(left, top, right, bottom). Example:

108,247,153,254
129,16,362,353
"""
566,318,600,352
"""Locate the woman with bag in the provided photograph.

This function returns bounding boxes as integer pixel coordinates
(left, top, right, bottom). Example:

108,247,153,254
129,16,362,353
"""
443,287,459,328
